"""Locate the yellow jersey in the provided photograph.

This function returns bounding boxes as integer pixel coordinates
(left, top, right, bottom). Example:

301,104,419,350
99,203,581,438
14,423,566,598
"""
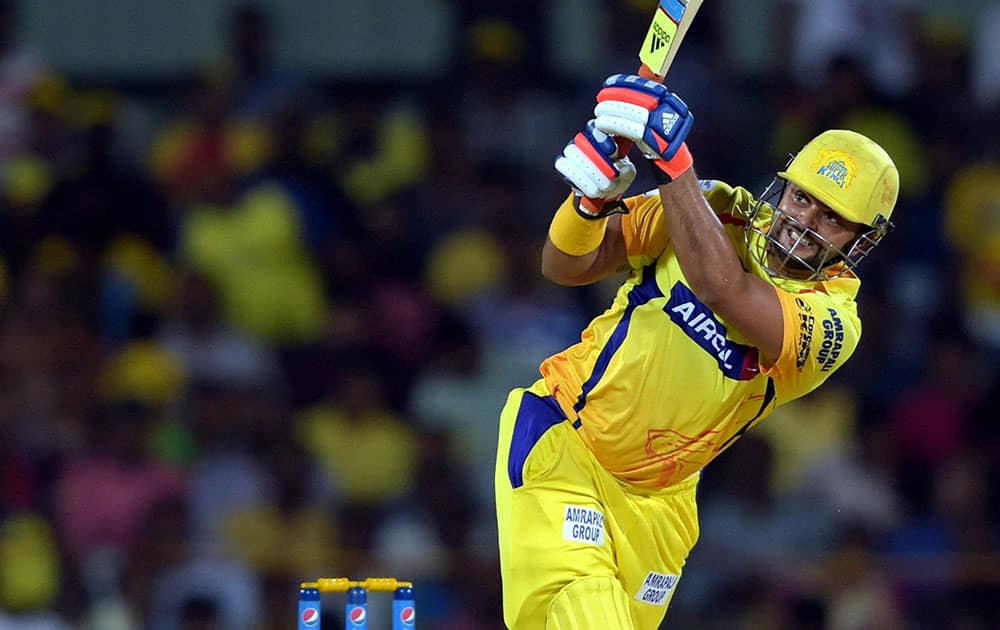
540,180,862,489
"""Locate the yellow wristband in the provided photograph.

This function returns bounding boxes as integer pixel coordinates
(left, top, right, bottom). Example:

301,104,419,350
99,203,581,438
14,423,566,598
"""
548,194,608,256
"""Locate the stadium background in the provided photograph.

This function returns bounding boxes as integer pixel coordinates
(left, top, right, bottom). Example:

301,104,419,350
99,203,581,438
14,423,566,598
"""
0,0,998,628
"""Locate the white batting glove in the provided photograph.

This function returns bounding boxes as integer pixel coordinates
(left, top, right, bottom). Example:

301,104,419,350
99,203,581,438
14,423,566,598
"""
555,120,637,216
593,74,695,183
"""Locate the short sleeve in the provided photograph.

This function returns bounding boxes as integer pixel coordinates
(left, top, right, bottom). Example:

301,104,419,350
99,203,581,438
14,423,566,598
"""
762,286,861,404
620,180,750,268
621,190,670,267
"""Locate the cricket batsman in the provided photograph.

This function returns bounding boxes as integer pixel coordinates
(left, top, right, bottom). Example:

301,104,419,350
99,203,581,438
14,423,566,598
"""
494,74,898,628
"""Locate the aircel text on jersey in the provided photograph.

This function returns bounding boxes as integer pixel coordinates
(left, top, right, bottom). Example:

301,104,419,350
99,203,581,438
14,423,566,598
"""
666,283,733,367
664,282,755,380
670,302,733,367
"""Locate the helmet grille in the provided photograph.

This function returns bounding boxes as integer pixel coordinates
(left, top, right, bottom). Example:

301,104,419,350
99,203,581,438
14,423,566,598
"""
743,177,893,281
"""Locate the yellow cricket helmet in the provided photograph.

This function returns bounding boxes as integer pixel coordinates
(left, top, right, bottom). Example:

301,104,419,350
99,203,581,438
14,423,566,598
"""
745,130,899,281
779,129,899,228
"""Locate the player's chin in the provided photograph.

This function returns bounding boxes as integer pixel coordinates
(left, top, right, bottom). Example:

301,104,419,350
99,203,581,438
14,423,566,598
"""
766,243,820,275
771,222,816,256
766,240,804,263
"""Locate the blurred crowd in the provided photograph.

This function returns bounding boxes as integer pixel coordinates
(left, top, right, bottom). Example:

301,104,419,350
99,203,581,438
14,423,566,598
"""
0,0,997,629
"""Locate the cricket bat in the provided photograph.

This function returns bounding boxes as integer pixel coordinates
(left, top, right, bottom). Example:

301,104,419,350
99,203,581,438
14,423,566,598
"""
616,0,703,155
638,0,703,80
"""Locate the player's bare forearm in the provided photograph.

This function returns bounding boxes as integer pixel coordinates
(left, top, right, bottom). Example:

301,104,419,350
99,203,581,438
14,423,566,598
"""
541,215,628,286
657,170,784,363
655,170,743,302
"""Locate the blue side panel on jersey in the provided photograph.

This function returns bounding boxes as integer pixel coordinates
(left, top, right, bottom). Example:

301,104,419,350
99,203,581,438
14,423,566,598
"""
660,0,687,24
718,377,776,452
574,265,664,415
508,392,566,489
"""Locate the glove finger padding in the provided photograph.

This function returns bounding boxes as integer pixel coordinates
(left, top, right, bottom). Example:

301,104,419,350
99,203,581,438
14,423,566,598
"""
599,74,670,100
593,74,694,162
555,149,610,199
555,120,636,200
592,102,657,157
591,101,648,140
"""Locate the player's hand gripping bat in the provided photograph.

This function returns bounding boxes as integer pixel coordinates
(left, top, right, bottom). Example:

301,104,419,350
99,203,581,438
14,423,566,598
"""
614,0,703,157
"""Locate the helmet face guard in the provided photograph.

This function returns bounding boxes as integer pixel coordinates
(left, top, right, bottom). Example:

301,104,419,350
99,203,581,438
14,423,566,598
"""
745,176,895,281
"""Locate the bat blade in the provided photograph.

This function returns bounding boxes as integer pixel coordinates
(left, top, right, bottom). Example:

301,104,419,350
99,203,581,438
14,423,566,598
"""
638,0,703,79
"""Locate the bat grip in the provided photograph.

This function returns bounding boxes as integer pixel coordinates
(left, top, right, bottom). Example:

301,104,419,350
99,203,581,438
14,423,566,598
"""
613,64,664,158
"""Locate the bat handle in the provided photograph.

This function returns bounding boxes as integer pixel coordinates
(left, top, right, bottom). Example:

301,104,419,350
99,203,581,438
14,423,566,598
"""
613,64,664,158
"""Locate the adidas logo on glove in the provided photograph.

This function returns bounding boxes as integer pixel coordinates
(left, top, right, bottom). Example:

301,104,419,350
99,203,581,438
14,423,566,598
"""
660,112,679,135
